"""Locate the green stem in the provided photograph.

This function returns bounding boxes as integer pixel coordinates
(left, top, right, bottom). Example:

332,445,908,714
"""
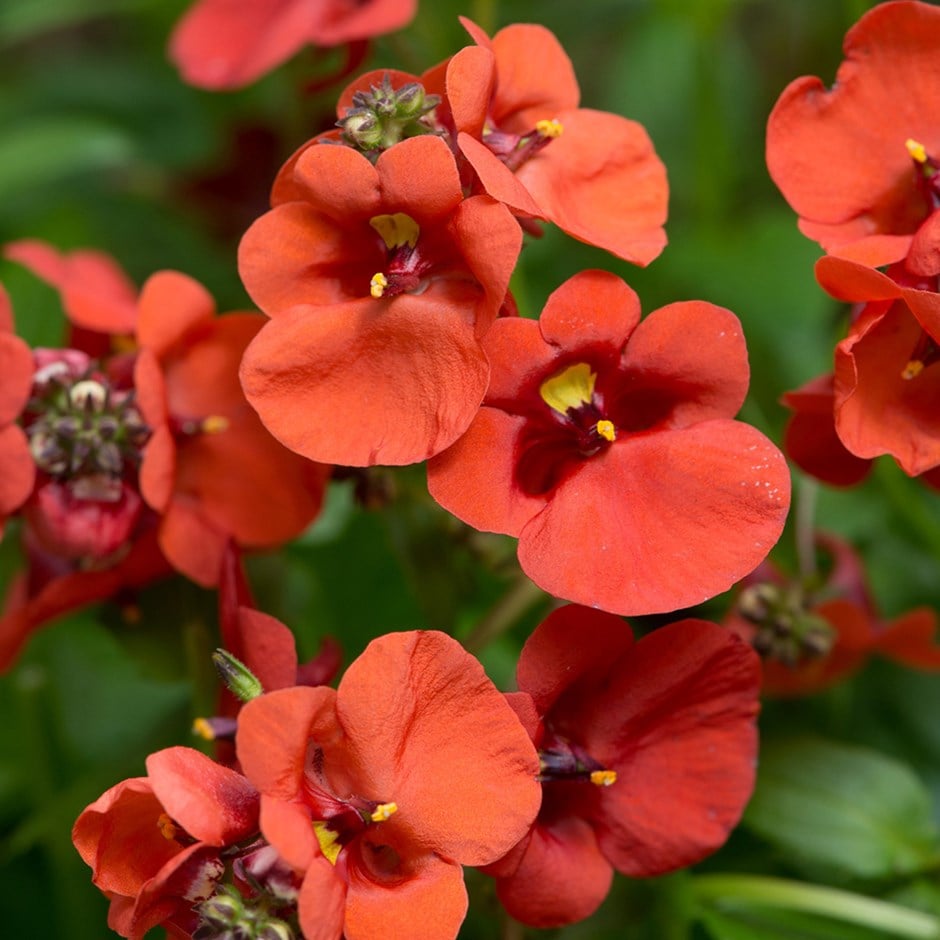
875,460,940,559
693,874,940,938
463,576,546,654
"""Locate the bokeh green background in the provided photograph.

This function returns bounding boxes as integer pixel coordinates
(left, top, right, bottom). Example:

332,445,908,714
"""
3,1,940,937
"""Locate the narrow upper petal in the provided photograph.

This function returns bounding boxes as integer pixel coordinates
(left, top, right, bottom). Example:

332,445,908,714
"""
136,271,216,359
146,746,259,846
297,855,347,940
0,424,35,517
0,331,34,425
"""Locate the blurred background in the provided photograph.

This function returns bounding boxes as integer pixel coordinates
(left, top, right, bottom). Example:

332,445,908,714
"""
3,1,940,937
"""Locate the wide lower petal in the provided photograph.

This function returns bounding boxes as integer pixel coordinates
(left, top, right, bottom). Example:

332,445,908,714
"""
517,422,790,615
336,631,541,866
239,294,489,466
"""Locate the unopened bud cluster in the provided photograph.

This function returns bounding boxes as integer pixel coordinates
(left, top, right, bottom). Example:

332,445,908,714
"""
24,359,149,491
338,74,441,153
194,886,296,940
737,582,835,667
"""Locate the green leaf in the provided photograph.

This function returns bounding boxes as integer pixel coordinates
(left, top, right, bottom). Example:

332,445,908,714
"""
700,906,913,940
0,0,151,45
745,737,940,880
0,116,133,201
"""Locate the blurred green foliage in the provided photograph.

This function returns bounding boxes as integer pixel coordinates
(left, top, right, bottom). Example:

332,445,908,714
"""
2,0,940,938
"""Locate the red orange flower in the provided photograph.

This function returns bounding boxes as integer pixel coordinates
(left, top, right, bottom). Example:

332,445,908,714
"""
238,134,521,466
72,746,259,939
815,254,940,475
727,533,940,696
427,270,790,615
781,373,873,487
487,605,760,927
766,1,940,268
169,0,417,90
236,630,541,940
423,20,668,264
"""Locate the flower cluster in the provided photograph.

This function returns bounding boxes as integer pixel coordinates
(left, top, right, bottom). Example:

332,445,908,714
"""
74,606,761,938
769,0,940,486
0,242,327,668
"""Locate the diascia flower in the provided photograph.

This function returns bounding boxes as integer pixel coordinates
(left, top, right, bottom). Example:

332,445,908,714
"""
766,0,940,269
73,747,260,939
427,270,790,615
727,533,940,697
486,605,761,927
169,0,417,90
422,19,668,265
238,134,521,466
235,630,541,940
815,254,940,476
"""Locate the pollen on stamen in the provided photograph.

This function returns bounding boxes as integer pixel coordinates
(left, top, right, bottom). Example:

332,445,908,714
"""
595,419,616,442
157,813,179,840
536,119,564,139
906,138,928,164
370,802,398,822
192,717,215,740
590,770,617,787
370,272,388,298
200,415,229,434
903,359,925,380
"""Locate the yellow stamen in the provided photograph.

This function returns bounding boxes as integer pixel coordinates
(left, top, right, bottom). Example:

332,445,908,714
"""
313,822,343,865
590,770,617,787
370,802,398,822
192,717,215,741
536,119,564,139
369,213,420,250
540,363,597,415
595,419,616,442
200,415,229,434
157,813,178,840
903,359,925,380
906,138,928,164
370,272,388,298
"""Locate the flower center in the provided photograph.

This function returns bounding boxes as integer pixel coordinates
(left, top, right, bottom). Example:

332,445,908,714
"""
538,736,616,787
907,137,940,209
539,362,618,452
368,213,433,298
901,328,940,379
482,118,564,172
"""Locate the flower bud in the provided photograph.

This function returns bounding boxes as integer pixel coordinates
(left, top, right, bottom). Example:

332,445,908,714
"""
340,108,384,150
212,649,264,701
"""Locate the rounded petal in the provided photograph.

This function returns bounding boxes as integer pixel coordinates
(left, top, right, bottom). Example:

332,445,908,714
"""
169,0,312,90
0,424,35,517
5,239,138,334
518,422,790,615
237,685,340,802
489,24,580,129
344,853,466,940
834,302,940,474
260,795,320,872
336,631,541,866
297,856,347,940
517,109,668,266
875,608,940,670
480,315,557,402
158,501,228,587
427,407,547,537
239,294,489,466
539,269,641,353
766,1,940,256
136,271,215,358
146,746,259,846
238,202,374,314
575,621,760,876
495,815,613,928
0,331,34,425
292,144,382,220
516,605,635,716
620,300,750,424
234,607,299,692
375,136,463,224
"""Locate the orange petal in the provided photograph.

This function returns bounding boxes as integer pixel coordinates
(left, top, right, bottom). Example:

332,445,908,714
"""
158,501,228,587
